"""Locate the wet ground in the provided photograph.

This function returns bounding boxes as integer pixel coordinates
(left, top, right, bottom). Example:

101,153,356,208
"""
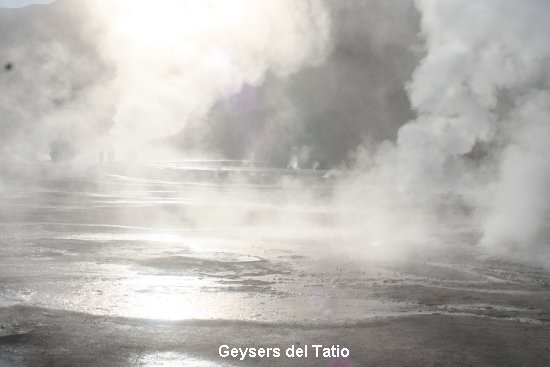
0,162,549,366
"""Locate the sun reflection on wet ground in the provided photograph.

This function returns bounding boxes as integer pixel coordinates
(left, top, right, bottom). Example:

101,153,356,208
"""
1,163,550,365
138,352,231,367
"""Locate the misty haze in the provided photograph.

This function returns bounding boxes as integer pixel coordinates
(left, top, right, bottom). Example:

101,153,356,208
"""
1,1,550,366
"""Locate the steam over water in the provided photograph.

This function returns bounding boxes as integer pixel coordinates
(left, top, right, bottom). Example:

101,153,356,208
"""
1,1,550,366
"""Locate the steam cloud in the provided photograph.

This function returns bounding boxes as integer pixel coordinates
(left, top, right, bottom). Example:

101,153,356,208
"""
92,0,331,157
396,0,550,252
1,0,550,258
0,0,331,162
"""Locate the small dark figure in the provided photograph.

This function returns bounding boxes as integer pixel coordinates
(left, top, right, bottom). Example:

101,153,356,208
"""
4,63,13,71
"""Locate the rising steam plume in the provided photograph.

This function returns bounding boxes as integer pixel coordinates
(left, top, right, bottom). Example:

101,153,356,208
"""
1,0,550,258
397,0,550,252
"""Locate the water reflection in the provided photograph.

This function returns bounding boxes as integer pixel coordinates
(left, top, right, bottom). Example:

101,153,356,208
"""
139,352,230,367
120,275,225,320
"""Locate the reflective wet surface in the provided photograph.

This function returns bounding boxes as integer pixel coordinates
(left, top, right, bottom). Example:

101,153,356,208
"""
1,162,550,366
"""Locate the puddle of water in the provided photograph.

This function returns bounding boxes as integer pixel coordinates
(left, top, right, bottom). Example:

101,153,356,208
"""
139,352,230,367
